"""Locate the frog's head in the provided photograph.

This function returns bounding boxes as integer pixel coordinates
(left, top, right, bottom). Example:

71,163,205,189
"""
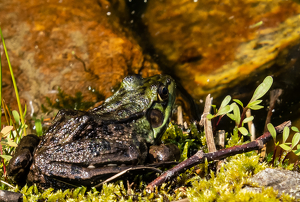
140,74,176,143
92,74,176,144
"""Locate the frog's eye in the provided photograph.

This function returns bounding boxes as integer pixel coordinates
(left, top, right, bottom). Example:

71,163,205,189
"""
148,109,164,128
158,86,169,101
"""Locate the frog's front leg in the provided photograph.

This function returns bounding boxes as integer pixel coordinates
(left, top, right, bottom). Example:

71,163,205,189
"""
7,134,40,185
148,144,180,163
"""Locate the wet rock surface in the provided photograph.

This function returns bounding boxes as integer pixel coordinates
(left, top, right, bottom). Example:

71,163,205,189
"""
142,0,300,101
1,0,300,124
244,168,300,199
0,0,160,118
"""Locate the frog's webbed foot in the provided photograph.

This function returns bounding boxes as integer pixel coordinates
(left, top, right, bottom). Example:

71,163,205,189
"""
7,134,40,185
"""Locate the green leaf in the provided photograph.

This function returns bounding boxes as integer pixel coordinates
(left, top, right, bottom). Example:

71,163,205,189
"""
291,126,299,133
242,116,254,124
279,143,291,151
249,76,273,103
73,187,82,198
0,155,12,161
228,103,241,126
1,140,18,147
12,110,20,125
248,105,264,110
233,99,243,107
293,149,300,156
267,123,276,142
217,105,231,116
220,95,231,109
238,127,248,136
34,119,43,137
233,104,241,125
227,113,235,121
180,142,189,161
282,126,290,144
292,133,300,149
247,100,263,108
33,184,39,195
206,114,214,120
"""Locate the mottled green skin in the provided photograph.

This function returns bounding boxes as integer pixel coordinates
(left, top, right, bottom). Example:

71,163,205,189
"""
92,74,176,143
8,74,176,189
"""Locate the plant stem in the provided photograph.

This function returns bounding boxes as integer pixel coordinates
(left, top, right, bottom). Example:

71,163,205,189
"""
0,28,26,136
282,151,290,164
238,107,248,137
271,145,277,166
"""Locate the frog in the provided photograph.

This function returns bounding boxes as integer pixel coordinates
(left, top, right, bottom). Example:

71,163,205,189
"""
7,74,177,190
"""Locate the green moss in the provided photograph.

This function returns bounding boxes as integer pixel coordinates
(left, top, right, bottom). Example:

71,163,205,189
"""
161,122,207,159
187,152,294,202
3,148,295,201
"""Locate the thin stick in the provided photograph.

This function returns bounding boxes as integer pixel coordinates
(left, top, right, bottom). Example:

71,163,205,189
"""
177,105,183,126
246,109,255,141
146,121,291,192
0,180,15,189
200,94,216,152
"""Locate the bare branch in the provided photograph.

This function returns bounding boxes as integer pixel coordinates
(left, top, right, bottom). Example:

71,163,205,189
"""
146,121,291,192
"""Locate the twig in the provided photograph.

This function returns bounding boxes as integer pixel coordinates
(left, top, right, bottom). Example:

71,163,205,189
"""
177,105,183,126
246,109,255,141
94,166,162,188
0,180,15,189
200,94,216,152
216,130,225,149
146,121,291,192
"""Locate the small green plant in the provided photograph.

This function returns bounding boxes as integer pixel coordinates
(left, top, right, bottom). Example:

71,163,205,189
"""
207,76,273,138
267,123,300,168
162,122,206,161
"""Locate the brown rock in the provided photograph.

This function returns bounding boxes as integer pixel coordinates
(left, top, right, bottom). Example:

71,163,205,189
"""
142,0,300,101
0,0,161,118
